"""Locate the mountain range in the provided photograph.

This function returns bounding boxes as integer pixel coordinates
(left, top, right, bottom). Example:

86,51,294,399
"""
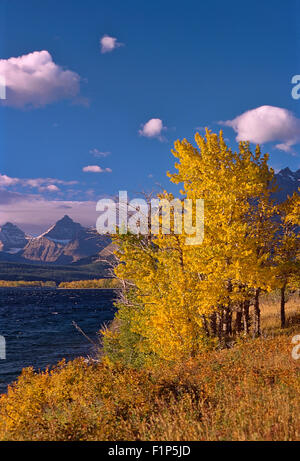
0,168,299,266
0,215,111,265
273,167,300,201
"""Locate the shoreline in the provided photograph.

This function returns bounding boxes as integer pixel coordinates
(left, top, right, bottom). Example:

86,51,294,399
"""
0,286,119,290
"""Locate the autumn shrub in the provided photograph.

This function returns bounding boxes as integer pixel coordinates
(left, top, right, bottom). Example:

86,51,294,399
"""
102,297,156,368
0,334,299,441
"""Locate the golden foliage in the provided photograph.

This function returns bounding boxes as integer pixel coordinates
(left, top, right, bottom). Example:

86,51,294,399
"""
0,280,56,287
58,278,121,289
110,131,287,360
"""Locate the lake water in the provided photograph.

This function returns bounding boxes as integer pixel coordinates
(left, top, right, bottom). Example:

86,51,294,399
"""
0,288,116,393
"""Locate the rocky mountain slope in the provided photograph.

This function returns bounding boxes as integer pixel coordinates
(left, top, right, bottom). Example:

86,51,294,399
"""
0,222,28,253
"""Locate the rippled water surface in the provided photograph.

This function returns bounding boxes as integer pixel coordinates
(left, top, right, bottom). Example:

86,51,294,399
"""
0,288,116,393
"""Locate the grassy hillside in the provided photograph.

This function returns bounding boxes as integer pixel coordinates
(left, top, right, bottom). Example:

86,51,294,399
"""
0,294,299,441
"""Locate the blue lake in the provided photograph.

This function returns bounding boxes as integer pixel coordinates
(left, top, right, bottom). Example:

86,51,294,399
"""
0,288,116,393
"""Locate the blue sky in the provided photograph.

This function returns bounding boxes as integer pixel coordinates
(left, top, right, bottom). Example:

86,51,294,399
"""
0,0,299,233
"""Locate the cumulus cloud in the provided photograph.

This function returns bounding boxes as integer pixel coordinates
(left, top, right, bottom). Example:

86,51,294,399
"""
0,50,81,108
139,118,166,141
82,165,112,173
220,105,300,153
100,35,123,54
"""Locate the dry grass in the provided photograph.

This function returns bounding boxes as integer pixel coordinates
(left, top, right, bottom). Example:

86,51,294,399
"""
260,291,300,334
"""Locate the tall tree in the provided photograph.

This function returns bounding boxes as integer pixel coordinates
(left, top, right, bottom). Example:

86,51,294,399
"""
108,130,279,363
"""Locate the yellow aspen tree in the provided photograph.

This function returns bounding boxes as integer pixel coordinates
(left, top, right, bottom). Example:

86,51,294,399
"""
169,130,277,338
274,191,300,327
108,130,279,363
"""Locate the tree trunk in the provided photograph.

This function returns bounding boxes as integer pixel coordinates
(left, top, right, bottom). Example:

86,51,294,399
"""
210,312,217,336
254,289,261,337
235,303,243,333
243,300,250,335
202,315,210,337
225,306,232,336
280,284,287,328
218,309,224,341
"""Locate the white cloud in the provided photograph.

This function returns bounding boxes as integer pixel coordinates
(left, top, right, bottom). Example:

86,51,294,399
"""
274,143,294,153
89,148,111,158
139,118,166,141
34,184,60,193
221,105,300,153
45,185,60,192
100,35,123,54
0,173,77,191
0,50,81,108
82,165,112,173
0,174,19,187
